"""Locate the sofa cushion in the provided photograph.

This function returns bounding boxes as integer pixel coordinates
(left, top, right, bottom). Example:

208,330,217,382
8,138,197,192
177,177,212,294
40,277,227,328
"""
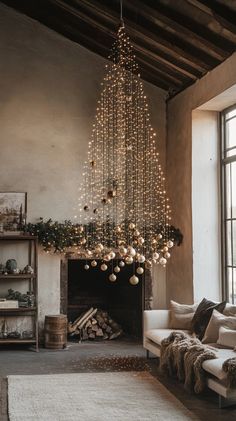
190,298,226,340
202,309,236,344
224,304,236,316
217,326,236,348
145,329,190,346
169,300,198,330
202,348,236,380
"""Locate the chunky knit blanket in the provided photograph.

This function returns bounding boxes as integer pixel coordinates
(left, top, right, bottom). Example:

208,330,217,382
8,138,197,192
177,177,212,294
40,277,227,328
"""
160,331,216,394
223,358,236,388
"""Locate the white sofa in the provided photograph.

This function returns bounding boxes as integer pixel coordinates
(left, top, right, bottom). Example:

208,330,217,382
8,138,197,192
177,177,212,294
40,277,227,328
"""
143,309,236,408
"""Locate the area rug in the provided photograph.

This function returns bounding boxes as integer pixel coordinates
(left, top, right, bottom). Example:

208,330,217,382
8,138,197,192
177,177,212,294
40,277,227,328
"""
8,372,198,421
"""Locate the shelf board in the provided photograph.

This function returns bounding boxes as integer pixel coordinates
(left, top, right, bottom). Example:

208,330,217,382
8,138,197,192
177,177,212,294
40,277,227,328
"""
0,338,36,344
0,274,36,279
0,235,37,240
0,307,37,313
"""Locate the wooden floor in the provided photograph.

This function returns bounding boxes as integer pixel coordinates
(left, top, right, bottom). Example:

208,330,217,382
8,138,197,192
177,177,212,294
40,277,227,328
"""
1,338,236,420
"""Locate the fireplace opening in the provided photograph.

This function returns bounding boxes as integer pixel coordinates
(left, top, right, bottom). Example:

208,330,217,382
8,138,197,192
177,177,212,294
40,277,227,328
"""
67,259,144,338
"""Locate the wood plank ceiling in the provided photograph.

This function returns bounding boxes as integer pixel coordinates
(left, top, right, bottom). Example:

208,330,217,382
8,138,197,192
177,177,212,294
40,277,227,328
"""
2,0,236,97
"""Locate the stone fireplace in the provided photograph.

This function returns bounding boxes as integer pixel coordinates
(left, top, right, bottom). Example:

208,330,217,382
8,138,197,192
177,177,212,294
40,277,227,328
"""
60,257,153,338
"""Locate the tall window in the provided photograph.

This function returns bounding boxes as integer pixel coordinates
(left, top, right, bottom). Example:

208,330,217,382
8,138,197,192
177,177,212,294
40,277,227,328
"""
222,105,236,303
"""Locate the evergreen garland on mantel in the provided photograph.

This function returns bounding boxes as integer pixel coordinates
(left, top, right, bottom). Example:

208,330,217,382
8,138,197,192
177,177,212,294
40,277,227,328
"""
25,218,183,254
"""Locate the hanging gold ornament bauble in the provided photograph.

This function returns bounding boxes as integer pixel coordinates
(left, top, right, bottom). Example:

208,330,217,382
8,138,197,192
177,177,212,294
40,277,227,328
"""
127,246,136,256
91,260,97,267
167,240,174,248
119,260,125,267
114,266,120,273
129,223,135,230
129,275,139,285
136,267,144,275
84,264,89,270
101,263,108,271
125,256,133,265
109,273,117,282
138,254,145,263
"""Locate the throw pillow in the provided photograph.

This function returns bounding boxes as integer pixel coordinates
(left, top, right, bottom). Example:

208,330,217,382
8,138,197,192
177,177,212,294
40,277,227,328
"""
190,298,226,340
223,304,236,316
202,309,236,343
217,326,236,349
169,300,198,330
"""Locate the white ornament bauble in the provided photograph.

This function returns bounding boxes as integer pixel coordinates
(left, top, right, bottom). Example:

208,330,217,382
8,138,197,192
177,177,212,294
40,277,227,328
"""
153,252,159,260
138,255,145,263
145,260,152,269
109,273,117,282
125,256,133,265
84,264,89,270
167,240,174,248
129,223,135,230
138,237,145,245
114,266,120,273
157,233,162,240
109,251,116,259
134,230,140,237
136,267,144,275
163,246,168,252
127,246,136,256
129,275,139,285
119,260,125,267
159,257,167,266
81,238,87,245
152,239,157,245
101,263,108,271
164,252,171,259
119,246,127,255
91,260,97,267
104,254,111,262
86,250,92,256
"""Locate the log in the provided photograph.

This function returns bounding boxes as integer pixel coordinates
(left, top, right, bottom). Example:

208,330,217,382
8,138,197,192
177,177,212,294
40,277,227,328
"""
96,328,104,337
78,308,98,331
68,307,94,333
109,329,123,340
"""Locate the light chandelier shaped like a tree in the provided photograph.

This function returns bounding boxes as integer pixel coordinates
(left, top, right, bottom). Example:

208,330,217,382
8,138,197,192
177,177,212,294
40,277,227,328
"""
77,23,175,285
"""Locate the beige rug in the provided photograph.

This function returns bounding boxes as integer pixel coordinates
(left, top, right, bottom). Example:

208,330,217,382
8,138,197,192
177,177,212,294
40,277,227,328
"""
8,372,198,421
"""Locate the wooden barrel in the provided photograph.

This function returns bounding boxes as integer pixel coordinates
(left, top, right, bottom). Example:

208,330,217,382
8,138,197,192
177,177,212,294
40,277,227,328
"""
44,314,67,349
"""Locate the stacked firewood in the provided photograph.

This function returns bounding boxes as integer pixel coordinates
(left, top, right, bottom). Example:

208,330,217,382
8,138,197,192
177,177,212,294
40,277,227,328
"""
68,307,123,341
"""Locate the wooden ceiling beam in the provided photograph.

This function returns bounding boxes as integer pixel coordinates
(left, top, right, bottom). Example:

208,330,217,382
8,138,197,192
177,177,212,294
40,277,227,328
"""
54,0,215,72
187,0,236,36
126,0,230,61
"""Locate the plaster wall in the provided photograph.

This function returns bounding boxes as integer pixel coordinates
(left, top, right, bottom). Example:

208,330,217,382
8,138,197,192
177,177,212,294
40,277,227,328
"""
167,52,236,304
192,110,221,302
0,4,167,329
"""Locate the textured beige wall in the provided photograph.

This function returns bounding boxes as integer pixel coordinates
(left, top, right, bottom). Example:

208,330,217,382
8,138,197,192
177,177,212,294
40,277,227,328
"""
0,4,167,326
167,52,236,304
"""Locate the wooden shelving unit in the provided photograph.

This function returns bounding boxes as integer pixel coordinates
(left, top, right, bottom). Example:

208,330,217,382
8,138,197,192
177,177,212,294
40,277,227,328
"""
0,235,38,351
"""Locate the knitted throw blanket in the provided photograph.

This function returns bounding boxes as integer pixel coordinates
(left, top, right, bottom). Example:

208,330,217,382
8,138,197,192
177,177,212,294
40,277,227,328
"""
223,358,236,388
160,331,216,394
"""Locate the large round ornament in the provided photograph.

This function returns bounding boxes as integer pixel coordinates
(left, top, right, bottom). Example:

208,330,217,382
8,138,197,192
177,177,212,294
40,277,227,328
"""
167,240,174,248
145,260,152,269
104,254,111,262
109,273,117,282
119,246,127,255
134,230,140,237
138,255,145,263
157,233,162,240
153,252,159,260
119,260,125,267
129,223,135,230
91,260,97,267
84,264,89,270
138,237,145,245
163,246,169,252
164,252,171,259
101,263,108,271
109,251,116,259
125,256,133,265
159,257,167,266
136,267,144,275
114,266,120,273
127,246,136,257
129,275,139,285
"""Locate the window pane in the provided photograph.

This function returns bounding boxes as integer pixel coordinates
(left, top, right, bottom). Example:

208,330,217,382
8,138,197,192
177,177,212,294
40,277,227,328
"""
226,221,232,266
226,117,236,149
226,109,236,120
233,220,236,267
227,267,233,303
232,162,236,218
225,163,231,219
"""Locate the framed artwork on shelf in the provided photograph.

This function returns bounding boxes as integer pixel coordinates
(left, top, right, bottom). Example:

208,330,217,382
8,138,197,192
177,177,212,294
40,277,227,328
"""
0,192,27,234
